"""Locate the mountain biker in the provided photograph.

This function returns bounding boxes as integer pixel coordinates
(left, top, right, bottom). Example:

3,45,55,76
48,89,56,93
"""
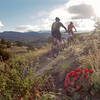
68,22,77,36
51,17,67,49
67,22,77,45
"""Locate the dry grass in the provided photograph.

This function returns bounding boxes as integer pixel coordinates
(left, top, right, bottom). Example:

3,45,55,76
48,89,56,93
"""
10,44,50,65
1,32,100,99
6,46,28,54
79,39,100,72
73,33,100,93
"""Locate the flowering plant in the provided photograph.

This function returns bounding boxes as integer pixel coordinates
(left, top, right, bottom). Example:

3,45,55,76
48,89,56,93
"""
64,68,93,96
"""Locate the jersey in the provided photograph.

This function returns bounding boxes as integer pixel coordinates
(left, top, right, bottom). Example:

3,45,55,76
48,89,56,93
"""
52,22,65,32
68,24,75,31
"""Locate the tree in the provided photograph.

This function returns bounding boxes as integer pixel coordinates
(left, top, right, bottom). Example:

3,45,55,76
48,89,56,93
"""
0,38,6,44
6,40,12,48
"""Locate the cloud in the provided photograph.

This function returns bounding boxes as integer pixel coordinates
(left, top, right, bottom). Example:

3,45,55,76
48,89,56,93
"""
16,25,40,32
68,4,95,19
39,0,96,31
0,21,4,29
17,0,97,32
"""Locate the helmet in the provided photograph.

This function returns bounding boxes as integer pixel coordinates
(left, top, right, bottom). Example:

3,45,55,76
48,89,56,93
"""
55,17,60,21
70,22,73,24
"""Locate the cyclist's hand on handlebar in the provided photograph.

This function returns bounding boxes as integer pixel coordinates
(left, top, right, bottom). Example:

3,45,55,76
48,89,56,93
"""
74,30,77,32
66,29,68,32
64,30,68,33
63,31,66,33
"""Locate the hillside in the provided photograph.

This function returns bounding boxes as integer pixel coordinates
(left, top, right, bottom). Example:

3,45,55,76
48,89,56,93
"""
34,32,100,99
0,32,100,100
0,31,50,48
0,31,50,42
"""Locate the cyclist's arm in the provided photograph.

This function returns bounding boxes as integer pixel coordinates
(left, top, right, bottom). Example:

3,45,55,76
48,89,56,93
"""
73,25,77,31
51,23,54,32
60,22,67,31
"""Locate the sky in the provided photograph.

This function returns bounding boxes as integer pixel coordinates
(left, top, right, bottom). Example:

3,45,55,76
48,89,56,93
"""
0,0,100,32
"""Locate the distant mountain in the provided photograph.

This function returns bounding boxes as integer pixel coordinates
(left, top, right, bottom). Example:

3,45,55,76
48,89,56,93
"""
0,31,50,42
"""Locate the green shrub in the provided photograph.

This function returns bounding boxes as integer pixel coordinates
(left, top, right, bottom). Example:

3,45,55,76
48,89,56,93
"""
0,44,6,49
6,41,12,48
15,41,23,47
92,72,100,93
27,45,35,51
0,49,11,61
0,61,35,100
0,38,6,44
40,92,56,100
0,57,52,100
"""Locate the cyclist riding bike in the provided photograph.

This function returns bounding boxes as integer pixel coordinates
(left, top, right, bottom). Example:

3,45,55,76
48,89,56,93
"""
67,22,77,45
51,17,67,47
51,17,67,57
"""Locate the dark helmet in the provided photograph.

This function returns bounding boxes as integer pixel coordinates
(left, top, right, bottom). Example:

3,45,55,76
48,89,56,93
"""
55,17,60,21
70,21,73,24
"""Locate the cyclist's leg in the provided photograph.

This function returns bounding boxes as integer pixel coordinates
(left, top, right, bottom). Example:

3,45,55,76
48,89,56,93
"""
52,37,60,57
55,39,59,56
55,33,61,51
68,31,72,46
51,37,56,57
70,31,74,40
71,31,75,44
58,34,63,51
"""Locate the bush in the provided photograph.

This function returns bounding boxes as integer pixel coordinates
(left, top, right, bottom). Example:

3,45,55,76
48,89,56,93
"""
92,72,100,93
6,40,12,48
15,41,23,47
0,38,6,44
64,68,93,98
0,58,55,100
27,45,35,51
0,44,6,49
0,49,11,61
0,62,35,100
40,92,56,100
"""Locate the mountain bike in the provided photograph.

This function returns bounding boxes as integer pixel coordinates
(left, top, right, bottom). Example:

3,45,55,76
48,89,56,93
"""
66,31,77,46
50,38,60,58
51,37,66,58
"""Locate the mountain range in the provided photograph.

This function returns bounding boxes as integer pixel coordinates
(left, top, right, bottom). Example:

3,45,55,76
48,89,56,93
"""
0,31,50,42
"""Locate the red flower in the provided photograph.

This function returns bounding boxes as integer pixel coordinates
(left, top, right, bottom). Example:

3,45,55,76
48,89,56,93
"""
69,71,76,77
64,80,68,88
89,69,93,73
74,77,78,81
75,71,81,76
84,69,89,71
66,74,70,78
75,69,80,72
64,68,93,95
70,81,75,87
80,69,83,73
85,74,89,80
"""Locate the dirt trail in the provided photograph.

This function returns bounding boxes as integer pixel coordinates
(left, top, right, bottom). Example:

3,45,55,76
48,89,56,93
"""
35,34,100,99
35,44,82,99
